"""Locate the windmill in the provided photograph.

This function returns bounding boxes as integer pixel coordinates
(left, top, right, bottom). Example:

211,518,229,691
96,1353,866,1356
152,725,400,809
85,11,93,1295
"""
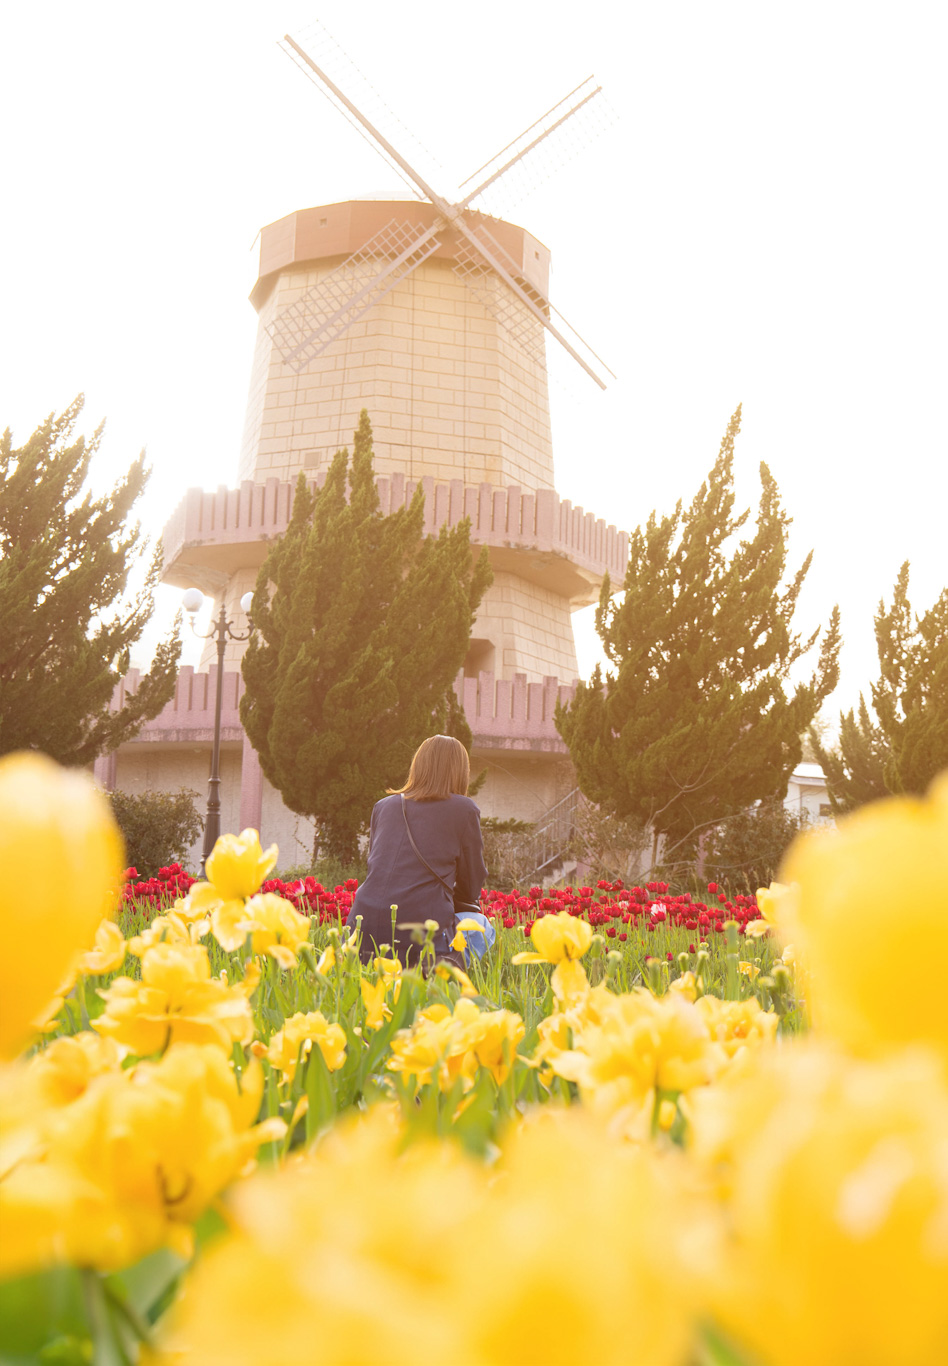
149,24,631,848
269,30,615,389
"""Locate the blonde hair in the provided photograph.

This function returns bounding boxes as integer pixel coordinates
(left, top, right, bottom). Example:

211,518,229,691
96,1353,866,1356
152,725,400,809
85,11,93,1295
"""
389,735,470,801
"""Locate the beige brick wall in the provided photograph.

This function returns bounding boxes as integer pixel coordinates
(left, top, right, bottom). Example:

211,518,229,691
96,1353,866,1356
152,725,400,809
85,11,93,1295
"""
239,258,553,492
198,565,579,686
472,755,576,825
474,572,580,682
109,747,327,875
110,748,242,873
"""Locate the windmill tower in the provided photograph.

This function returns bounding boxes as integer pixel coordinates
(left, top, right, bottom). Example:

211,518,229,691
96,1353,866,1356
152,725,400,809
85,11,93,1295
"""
156,29,628,836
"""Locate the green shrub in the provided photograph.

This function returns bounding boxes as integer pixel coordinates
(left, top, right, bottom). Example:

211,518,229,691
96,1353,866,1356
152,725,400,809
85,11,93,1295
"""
109,788,204,877
702,799,811,896
274,855,367,887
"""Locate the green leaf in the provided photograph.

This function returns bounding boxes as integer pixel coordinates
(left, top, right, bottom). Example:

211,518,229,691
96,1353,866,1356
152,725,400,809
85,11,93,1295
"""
105,1247,186,1324
304,1043,337,1141
80,1270,133,1366
696,1322,761,1366
0,1268,87,1359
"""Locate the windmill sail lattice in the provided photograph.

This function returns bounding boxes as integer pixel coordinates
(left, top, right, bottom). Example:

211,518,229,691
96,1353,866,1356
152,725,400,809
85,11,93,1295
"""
451,227,547,366
275,31,613,390
266,219,442,371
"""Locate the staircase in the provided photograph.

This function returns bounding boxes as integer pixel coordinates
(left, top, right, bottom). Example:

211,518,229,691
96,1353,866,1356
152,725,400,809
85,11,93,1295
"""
527,787,582,885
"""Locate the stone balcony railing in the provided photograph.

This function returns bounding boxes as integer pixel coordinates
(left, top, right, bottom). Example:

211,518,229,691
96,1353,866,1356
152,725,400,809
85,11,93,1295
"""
108,666,577,756
160,474,628,605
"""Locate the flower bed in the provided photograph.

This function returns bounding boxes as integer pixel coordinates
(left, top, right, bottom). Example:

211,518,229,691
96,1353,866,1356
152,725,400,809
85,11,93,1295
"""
2,751,947,1366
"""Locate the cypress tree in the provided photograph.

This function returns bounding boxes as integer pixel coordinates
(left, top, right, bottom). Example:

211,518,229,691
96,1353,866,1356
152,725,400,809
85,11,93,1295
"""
813,563,948,807
240,411,493,863
0,398,181,764
556,406,841,861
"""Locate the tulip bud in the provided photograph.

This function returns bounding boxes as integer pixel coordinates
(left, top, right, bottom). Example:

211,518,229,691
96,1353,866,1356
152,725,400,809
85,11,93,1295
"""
772,964,791,993
677,952,690,973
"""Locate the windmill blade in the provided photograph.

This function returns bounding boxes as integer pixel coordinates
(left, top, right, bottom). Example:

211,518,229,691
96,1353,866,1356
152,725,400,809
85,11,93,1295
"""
280,24,443,200
452,231,547,367
459,77,615,218
282,35,454,216
267,219,443,371
454,216,613,389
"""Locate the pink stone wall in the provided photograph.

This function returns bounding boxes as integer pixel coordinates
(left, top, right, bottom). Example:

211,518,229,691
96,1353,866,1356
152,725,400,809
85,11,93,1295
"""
161,476,627,592
115,667,574,753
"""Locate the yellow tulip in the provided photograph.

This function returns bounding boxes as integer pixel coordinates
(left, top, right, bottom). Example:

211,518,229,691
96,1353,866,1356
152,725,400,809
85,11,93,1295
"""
460,1003,524,1086
266,1011,347,1082
28,1031,126,1107
387,998,524,1092
657,1098,678,1131
669,970,699,1002
77,918,126,975
778,771,948,1058
315,943,336,975
127,911,207,956
361,977,392,1031
0,1043,284,1276
204,828,278,900
513,911,593,965
690,1041,948,1366
755,879,799,932
433,960,478,996
550,990,720,1121
513,913,594,1005
150,1105,715,1366
242,892,311,968
0,752,124,1059
450,917,484,952
151,1106,483,1366
93,942,255,1054
693,995,779,1060
186,828,279,950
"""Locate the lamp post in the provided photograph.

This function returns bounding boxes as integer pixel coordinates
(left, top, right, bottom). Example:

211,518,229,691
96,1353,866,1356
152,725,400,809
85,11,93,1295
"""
182,588,254,873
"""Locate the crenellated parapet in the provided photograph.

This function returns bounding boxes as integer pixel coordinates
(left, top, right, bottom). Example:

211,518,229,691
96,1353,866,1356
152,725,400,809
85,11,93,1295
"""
161,475,627,608
106,667,575,755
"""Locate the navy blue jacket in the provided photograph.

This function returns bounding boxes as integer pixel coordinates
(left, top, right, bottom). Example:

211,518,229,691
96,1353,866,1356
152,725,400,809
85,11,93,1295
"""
346,793,487,959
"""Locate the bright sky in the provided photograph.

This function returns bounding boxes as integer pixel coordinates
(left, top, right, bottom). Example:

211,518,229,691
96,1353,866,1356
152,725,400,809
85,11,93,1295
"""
2,1,946,721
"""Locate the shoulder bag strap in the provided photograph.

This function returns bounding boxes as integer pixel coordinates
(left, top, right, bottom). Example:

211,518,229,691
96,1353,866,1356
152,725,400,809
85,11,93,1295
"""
401,794,455,896
400,796,483,916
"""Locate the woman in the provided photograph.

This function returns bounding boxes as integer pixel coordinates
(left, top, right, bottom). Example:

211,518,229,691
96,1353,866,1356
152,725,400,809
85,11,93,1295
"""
346,735,487,966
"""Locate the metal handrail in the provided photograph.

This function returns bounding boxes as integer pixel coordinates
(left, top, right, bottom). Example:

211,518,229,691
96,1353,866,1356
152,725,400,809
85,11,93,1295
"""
527,787,581,878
